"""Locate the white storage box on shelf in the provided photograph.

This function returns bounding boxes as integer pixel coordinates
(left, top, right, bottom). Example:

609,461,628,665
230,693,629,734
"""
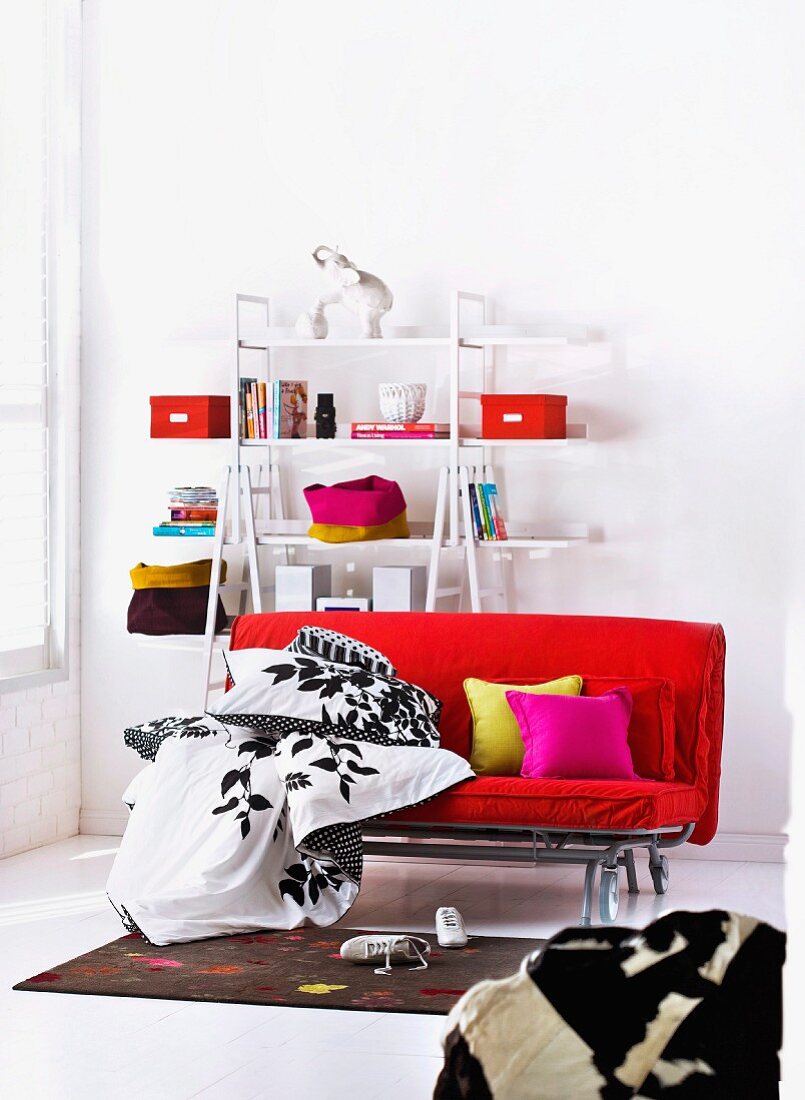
372,566,428,612
274,564,332,612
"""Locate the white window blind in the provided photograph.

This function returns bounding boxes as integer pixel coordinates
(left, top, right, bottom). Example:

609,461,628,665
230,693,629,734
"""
0,1,51,678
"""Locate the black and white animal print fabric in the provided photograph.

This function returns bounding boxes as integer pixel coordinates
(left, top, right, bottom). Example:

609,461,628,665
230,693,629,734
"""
109,645,472,946
286,626,398,677
435,909,784,1099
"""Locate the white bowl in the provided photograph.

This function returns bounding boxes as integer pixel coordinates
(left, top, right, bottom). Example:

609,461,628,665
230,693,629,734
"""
378,382,427,423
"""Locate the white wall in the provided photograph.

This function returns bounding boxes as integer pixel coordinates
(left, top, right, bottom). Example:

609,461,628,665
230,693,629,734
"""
80,0,804,850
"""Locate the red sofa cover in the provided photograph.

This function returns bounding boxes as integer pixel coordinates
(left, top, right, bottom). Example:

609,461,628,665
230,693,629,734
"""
228,612,726,845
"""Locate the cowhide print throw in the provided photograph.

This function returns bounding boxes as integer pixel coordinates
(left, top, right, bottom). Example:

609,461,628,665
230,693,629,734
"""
435,909,784,1099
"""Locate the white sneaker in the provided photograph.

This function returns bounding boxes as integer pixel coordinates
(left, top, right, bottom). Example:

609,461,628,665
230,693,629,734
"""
340,934,431,975
436,906,468,948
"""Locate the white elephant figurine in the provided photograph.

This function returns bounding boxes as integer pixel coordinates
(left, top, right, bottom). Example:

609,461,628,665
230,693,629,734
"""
296,246,393,339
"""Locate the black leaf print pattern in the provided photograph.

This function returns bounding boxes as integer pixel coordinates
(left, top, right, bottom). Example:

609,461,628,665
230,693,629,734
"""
237,740,274,759
211,752,272,835
272,802,287,843
250,656,441,748
278,858,347,908
345,759,380,777
124,716,218,763
309,757,338,772
283,771,312,792
292,738,380,806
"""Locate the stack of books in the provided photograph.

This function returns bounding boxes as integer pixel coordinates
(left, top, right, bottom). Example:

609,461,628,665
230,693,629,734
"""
239,378,268,440
468,482,508,541
351,421,450,440
240,379,308,440
153,487,218,537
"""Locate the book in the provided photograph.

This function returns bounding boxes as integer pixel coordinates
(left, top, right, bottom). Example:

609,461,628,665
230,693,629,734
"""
153,524,216,537
468,483,485,539
487,483,508,540
350,431,449,440
257,381,267,439
239,378,255,441
273,380,280,439
277,379,308,438
160,519,216,527
250,381,260,438
169,508,218,521
168,487,217,504
245,389,255,439
479,484,495,539
351,422,450,433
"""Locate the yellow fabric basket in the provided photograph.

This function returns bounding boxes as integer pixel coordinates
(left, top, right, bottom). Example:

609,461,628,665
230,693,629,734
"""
129,559,227,590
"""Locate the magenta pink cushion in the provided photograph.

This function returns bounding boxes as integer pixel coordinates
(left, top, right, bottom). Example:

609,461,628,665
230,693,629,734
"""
505,687,638,780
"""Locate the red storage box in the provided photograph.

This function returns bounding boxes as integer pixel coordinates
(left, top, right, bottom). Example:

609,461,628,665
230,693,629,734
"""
480,393,567,439
150,395,231,439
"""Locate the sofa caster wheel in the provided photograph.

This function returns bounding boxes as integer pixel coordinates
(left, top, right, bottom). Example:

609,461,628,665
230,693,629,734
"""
650,856,670,895
599,867,620,922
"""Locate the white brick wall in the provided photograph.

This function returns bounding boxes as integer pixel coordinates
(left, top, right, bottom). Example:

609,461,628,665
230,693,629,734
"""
0,328,81,860
0,681,81,857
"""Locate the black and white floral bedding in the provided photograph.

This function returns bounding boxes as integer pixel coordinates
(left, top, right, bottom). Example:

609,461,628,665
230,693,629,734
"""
108,638,472,946
212,648,441,744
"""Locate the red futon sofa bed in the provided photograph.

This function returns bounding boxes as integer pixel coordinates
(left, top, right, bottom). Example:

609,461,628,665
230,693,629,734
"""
228,611,726,925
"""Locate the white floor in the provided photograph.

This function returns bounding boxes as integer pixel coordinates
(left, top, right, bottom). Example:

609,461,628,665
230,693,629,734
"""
0,836,786,1100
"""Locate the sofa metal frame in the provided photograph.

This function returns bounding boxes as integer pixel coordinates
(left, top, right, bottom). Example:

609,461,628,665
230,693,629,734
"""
363,821,695,925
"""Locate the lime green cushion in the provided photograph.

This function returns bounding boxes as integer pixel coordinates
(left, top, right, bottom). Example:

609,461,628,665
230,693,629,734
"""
465,675,583,775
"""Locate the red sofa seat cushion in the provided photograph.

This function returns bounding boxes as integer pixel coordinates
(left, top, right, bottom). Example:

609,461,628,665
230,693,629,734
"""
387,776,703,834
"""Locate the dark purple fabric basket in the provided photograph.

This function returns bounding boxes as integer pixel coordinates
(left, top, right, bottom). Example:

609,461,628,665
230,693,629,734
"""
127,587,227,636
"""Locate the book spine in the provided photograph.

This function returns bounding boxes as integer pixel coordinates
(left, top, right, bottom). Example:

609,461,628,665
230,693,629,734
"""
250,381,261,439
479,484,496,540
238,379,246,440
351,422,450,433
487,484,508,540
350,431,449,440
170,508,218,521
273,380,280,439
245,389,255,439
153,525,217,537
160,519,216,527
468,483,485,540
241,378,255,441
257,381,267,439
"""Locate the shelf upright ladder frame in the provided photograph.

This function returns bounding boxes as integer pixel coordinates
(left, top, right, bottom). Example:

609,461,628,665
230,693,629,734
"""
201,464,266,708
233,294,271,536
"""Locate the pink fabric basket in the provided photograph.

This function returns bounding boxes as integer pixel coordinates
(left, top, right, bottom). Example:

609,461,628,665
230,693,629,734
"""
303,476,407,527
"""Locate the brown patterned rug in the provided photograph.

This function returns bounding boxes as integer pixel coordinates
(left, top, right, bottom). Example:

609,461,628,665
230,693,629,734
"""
13,926,541,1015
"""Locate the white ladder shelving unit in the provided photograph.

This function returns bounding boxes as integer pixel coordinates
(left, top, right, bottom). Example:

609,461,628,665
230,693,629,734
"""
157,291,594,705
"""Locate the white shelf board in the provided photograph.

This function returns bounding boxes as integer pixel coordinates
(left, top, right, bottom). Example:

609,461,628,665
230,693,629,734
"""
239,336,449,350
460,424,588,447
256,534,435,548
459,324,589,347
239,436,450,448
136,631,231,651
459,336,570,348
472,536,588,549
